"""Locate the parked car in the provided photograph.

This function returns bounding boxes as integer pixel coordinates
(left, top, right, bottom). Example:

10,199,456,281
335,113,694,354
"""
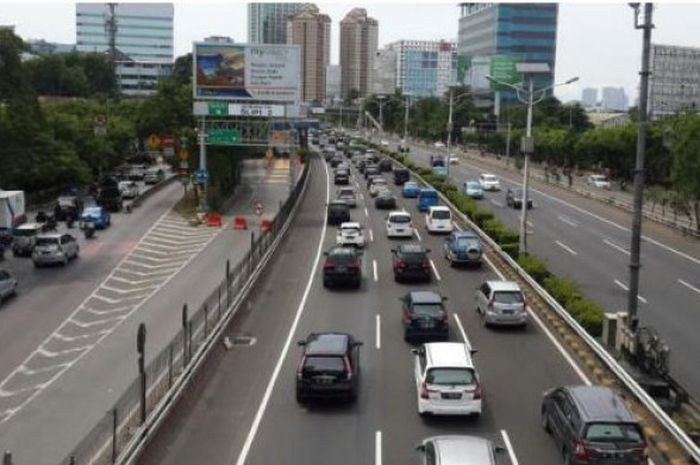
463,181,484,200
322,246,362,289
506,188,533,209
295,332,362,403
478,173,500,191
393,167,410,185
32,233,79,267
386,211,413,238
443,231,482,267
402,181,421,198
336,222,365,248
475,281,528,327
542,385,648,465
327,201,351,226
374,191,397,210
425,206,453,234
417,188,439,212
80,206,111,230
144,168,164,185
392,243,431,282
12,223,42,257
336,187,357,208
0,269,18,303
449,154,459,164
587,174,612,189
334,168,350,185
401,291,449,341
118,181,139,199
413,342,482,416
416,436,504,465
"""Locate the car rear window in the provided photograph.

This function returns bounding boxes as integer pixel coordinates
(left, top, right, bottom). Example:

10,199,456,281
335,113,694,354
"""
14,228,38,237
426,368,475,386
431,210,450,220
584,423,643,445
412,303,444,317
303,356,345,373
390,215,411,224
36,238,59,246
419,190,438,199
330,204,348,212
493,291,524,304
339,189,354,196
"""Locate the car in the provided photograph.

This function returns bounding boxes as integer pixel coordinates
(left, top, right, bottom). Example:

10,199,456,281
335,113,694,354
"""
392,243,432,282
80,206,111,230
380,139,390,147
449,154,459,164
323,149,335,161
12,223,42,257
542,385,648,465
327,201,351,225
443,231,482,267
417,188,439,212
0,269,18,303
144,168,164,185
334,168,350,185
401,291,449,341
366,174,382,190
336,187,357,208
398,140,410,153
128,167,145,181
463,181,484,199
386,211,414,238
413,342,482,416
364,165,380,179
32,233,79,267
478,173,500,191
55,196,83,221
357,159,368,173
475,280,528,327
374,191,397,209
587,174,612,189
378,158,393,172
393,168,410,185
336,222,365,248
322,246,362,289
295,332,363,403
369,178,388,197
402,181,421,198
416,436,504,465
329,156,344,168
118,181,139,199
505,188,533,209
425,206,453,234
434,141,445,148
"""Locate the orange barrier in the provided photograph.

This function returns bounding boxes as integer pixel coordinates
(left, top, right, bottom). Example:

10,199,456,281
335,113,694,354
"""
232,216,247,230
261,218,273,233
207,213,223,227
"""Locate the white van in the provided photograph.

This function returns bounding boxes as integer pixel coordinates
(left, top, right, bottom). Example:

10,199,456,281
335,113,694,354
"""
413,342,481,417
425,206,453,234
386,211,413,238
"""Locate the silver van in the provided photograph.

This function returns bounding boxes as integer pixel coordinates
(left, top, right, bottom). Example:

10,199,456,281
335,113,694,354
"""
12,223,42,257
32,233,79,267
475,280,528,327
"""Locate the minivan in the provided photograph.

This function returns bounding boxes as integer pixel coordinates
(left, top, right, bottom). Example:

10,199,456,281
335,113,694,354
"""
475,281,528,327
417,188,439,212
425,206,453,234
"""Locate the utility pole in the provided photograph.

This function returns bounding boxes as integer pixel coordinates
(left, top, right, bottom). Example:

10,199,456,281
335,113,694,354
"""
403,94,410,144
505,120,511,165
198,116,207,210
627,2,654,331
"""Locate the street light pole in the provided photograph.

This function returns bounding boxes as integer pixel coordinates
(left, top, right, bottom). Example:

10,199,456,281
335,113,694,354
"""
520,78,534,255
403,94,410,144
446,88,454,177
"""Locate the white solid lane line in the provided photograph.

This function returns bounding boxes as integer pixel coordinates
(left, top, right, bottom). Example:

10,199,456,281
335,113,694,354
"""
500,430,521,465
678,279,700,297
453,313,472,351
413,229,422,241
373,259,378,282
614,279,648,304
555,240,578,256
429,259,441,281
375,430,382,465
558,215,579,227
603,238,630,256
234,161,330,465
490,199,503,207
375,314,381,349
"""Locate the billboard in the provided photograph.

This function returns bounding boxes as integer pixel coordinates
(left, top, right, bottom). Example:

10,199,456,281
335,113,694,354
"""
489,54,524,90
193,43,300,102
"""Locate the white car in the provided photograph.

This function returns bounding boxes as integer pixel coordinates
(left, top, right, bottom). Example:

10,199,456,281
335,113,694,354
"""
478,173,501,191
380,139,389,147
587,174,611,189
369,178,388,197
434,141,445,148
449,154,459,164
386,211,414,238
336,222,365,248
118,181,139,199
425,206,453,234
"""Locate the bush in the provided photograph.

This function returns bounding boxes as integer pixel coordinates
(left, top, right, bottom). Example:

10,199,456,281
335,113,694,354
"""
543,276,582,307
501,243,519,259
499,228,519,245
566,299,604,337
518,255,550,283
472,209,495,227
482,219,504,242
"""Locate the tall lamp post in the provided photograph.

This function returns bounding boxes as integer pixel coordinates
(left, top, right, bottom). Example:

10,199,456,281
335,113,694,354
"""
403,93,413,147
376,95,387,136
486,69,579,255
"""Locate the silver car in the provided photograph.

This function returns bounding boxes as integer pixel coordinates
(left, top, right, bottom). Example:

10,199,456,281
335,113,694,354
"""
336,187,357,207
0,269,18,303
32,233,80,267
416,435,504,465
475,280,528,327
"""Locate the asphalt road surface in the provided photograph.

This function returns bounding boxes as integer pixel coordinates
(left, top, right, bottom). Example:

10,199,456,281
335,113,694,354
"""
139,155,591,465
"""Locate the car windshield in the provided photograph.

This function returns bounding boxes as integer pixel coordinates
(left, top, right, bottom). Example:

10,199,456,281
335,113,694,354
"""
426,368,475,386
493,291,524,304
404,182,417,189
482,175,497,182
35,237,59,246
467,182,481,189
83,208,102,216
420,191,437,199
432,210,450,220
14,228,38,237
341,226,360,233
411,303,444,317
390,215,411,224
303,356,345,373
584,423,643,445
338,189,354,196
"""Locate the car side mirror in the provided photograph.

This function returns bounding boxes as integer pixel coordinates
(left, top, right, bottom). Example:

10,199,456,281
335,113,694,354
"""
470,349,478,356
297,340,306,346
391,248,397,253
494,445,506,454
323,251,329,256
353,341,364,347
410,348,419,355
415,444,426,453
442,296,448,301
426,249,432,253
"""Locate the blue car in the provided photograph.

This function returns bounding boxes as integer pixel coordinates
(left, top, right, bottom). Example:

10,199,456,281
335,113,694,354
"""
417,188,439,212
443,230,483,267
402,181,421,198
432,165,448,179
80,206,111,230
463,181,484,199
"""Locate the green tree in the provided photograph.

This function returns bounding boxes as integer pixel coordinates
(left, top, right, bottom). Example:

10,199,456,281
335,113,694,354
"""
670,113,700,231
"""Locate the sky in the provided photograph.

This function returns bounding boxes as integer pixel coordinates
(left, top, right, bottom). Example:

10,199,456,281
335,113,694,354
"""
2,1,700,103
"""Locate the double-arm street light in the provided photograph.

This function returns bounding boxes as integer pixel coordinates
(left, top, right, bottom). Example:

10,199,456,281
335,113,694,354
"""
485,71,579,255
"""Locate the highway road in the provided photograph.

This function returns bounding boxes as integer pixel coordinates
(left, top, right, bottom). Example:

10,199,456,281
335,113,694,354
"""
395,137,700,400
139,155,593,465
0,160,292,465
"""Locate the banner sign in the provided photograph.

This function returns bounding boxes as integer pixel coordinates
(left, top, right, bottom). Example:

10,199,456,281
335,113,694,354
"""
229,104,285,117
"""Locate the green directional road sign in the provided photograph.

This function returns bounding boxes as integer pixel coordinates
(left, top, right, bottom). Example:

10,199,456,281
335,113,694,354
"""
489,55,521,90
208,101,229,116
207,128,241,145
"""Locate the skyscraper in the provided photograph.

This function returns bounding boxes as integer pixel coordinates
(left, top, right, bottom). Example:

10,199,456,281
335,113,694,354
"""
76,3,173,96
287,4,331,103
326,64,341,102
581,88,598,108
339,8,378,99
601,87,628,111
649,44,700,118
248,3,303,44
385,40,457,98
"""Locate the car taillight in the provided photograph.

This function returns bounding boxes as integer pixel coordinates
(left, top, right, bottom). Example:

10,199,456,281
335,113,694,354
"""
574,439,590,461
323,262,334,270
396,259,407,269
349,260,360,270
441,312,448,322
296,356,306,381
422,259,430,269
473,382,482,399
420,382,431,399
344,356,353,380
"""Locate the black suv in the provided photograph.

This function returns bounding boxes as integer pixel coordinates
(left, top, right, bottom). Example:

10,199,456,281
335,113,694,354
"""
506,188,533,209
296,332,363,403
323,246,362,288
542,385,648,465
392,243,432,282
334,168,350,185
327,201,350,225
378,158,393,172
401,291,449,341
393,168,410,185
364,165,379,179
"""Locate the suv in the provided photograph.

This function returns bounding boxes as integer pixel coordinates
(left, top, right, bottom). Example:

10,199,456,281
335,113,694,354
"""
392,243,432,282
323,246,362,288
393,168,410,185
296,332,363,403
475,281,528,327
334,168,350,185
12,223,42,257
506,188,533,209
55,196,83,221
443,231,482,267
542,385,648,465
32,233,79,267
401,291,449,341
327,201,351,225
416,436,503,465
413,342,482,416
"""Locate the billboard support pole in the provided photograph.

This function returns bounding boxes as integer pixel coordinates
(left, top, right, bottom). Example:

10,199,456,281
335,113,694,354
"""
198,116,208,210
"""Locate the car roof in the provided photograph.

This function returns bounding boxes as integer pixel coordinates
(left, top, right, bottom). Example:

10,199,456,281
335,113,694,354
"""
428,435,495,465
398,243,426,253
486,280,521,292
424,342,473,368
16,223,42,230
340,222,361,229
409,291,443,304
565,385,637,423
305,332,351,355
452,231,479,239
429,206,449,212
37,233,62,239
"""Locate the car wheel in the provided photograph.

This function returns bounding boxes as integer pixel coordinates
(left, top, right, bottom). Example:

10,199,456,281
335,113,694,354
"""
542,410,551,433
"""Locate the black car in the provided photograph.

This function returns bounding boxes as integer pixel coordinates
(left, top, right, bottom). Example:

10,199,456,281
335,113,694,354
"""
392,243,432,282
374,191,397,209
505,188,533,209
378,158,393,172
364,165,379,179
393,168,410,185
322,246,362,288
401,291,449,341
327,201,351,225
366,174,383,189
357,159,368,173
55,196,83,221
334,169,350,185
296,332,362,403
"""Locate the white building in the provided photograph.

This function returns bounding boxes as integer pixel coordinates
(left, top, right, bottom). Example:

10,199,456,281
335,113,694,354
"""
384,40,456,97
649,43,700,118
581,88,598,108
372,47,397,95
601,87,628,111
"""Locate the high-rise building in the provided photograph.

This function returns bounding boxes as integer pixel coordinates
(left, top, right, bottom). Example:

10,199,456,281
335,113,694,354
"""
325,64,341,102
76,3,173,97
372,47,397,95
339,8,378,99
287,4,331,103
457,3,558,101
581,88,598,108
649,44,700,119
248,3,303,44
601,86,627,111
383,40,456,98
203,36,234,44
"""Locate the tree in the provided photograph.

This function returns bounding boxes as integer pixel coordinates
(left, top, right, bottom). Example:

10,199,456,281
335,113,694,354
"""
670,113,700,231
172,53,192,85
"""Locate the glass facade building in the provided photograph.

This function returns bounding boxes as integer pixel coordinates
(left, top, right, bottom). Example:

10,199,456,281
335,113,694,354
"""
248,3,303,44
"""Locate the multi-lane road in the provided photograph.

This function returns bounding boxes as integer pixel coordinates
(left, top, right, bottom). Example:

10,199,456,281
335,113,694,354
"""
139,155,596,465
